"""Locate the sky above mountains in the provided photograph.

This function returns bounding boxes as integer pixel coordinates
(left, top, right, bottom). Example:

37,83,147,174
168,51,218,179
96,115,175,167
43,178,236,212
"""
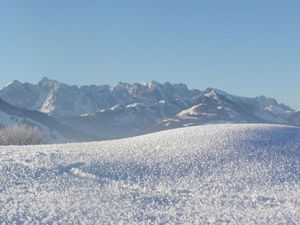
0,1,299,109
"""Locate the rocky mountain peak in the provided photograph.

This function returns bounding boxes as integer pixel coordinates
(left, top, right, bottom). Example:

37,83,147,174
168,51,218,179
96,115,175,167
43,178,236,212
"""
6,79,23,88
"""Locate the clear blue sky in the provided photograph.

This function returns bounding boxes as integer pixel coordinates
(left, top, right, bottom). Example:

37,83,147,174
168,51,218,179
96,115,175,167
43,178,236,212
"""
0,0,299,109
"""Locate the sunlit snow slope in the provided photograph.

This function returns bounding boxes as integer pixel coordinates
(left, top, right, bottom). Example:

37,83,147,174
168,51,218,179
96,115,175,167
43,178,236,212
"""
1,124,300,224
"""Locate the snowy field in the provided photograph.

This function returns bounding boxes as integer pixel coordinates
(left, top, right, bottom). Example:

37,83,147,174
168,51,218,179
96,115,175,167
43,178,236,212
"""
1,124,300,224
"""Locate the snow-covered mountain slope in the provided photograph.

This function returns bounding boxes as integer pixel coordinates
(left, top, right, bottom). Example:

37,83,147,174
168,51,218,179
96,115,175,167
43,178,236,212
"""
160,88,294,129
0,78,200,118
1,124,300,224
0,98,91,143
64,100,185,139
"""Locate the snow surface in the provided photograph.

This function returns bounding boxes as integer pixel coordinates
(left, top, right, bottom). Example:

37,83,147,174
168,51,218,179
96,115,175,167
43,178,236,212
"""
1,124,300,224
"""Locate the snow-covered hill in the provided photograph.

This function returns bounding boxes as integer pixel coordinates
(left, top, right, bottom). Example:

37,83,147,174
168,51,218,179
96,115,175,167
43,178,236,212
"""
1,124,300,224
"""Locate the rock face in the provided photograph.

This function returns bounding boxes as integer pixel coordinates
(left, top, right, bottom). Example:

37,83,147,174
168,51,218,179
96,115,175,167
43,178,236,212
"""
0,78,298,139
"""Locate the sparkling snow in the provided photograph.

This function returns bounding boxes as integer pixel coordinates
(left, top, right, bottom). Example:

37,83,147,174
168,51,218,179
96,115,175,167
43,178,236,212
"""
1,124,300,224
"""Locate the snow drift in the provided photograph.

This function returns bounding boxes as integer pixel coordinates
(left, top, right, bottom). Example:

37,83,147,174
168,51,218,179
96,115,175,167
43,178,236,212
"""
1,124,300,224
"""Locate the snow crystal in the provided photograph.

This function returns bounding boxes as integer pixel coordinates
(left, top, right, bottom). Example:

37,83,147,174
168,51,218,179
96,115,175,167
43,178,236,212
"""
1,124,300,224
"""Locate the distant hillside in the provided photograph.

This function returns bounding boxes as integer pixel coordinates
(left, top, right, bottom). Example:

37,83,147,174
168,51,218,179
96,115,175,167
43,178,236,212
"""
0,97,93,143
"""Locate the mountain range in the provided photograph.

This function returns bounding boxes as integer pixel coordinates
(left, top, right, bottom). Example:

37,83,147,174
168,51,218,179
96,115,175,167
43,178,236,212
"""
0,77,299,141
